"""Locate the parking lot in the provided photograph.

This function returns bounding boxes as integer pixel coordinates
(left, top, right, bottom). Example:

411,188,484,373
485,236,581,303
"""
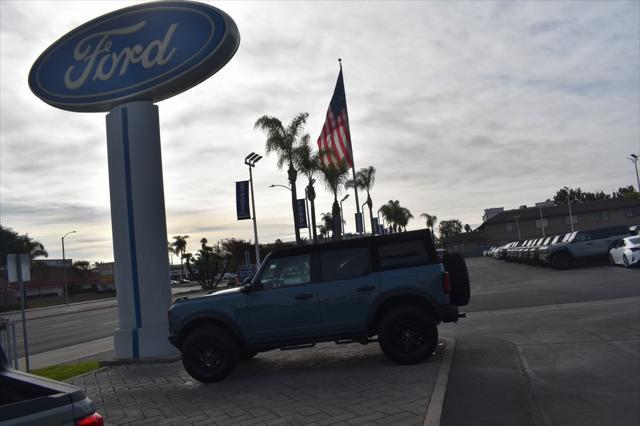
66,257,639,426
71,340,445,425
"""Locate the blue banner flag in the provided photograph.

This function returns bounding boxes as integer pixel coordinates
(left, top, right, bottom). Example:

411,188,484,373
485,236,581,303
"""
236,181,251,220
296,199,307,229
372,217,379,235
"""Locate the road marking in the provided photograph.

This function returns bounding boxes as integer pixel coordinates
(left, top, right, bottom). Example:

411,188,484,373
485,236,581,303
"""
103,320,118,325
423,337,456,426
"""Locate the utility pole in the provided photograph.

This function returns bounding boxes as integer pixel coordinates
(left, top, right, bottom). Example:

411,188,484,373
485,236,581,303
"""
514,215,522,241
629,154,640,191
563,186,575,232
61,230,76,306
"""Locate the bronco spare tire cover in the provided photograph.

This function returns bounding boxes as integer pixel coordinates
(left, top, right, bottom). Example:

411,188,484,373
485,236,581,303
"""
442,252,470,306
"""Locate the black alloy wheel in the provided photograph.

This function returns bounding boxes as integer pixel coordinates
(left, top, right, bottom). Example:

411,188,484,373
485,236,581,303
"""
181,326,238,382
624,256,629,268
609,254,615,266
378,306,438,365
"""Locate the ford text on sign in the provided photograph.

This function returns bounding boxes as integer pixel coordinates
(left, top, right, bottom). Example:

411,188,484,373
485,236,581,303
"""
29,1,240,112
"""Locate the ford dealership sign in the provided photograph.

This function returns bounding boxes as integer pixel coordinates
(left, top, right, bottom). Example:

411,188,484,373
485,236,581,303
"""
29,1,240,112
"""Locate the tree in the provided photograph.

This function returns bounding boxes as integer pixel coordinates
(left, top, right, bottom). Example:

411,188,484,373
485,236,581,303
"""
184,239,231,291
554,187,610,205
219,238,255,271
319,160,350,239
255,112,310,245
420,213,438,239
171,235,189,280
0,225,48,267
346,166,377,234
379,200,413,232
613,186,639,200
295,137,321,243
464,224,472,233
439,219,463,241
73,260,92,289
319,212,333,240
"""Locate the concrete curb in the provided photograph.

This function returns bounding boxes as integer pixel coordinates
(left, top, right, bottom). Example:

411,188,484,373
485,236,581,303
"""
100,354,181,366
423,337,456,426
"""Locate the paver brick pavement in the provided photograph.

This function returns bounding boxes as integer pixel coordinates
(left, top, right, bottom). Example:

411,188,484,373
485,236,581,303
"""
70,339,446,425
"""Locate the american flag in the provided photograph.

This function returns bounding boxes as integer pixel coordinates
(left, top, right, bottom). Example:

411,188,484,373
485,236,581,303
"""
317,67,353,167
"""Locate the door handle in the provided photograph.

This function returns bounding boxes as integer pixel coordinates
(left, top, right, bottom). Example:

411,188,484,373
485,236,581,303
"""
356,285,375,292
295,293,314,300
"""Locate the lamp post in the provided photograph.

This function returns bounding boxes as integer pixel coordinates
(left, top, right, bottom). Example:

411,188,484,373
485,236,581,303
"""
61,230,76,306
269,183,312,241
514,215,522,241
629,154,640,191
361,201,367,234
340,194,350,236
563,186,575,232
538,206,546,238
245,153,262,266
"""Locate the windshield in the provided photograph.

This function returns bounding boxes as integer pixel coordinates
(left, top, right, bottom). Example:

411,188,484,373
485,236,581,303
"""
628,237,640,245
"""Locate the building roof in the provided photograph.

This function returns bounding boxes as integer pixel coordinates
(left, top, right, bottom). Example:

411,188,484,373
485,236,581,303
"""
444,230,487,244
480,198,640,226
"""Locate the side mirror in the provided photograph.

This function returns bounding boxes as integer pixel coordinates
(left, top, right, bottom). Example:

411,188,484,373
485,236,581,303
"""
242,277,252,292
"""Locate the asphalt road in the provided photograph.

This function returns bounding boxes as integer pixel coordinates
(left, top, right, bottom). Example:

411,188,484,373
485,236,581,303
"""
4,286,205,357
440,257,640,426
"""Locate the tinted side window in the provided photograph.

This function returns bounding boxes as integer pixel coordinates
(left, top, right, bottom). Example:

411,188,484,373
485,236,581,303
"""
573,232,591,242
609,226,630,236
321,247,370,281
590,228,610,240
378,240,428,269
259,255,310,289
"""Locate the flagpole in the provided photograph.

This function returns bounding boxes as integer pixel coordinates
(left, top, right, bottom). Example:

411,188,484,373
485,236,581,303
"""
340,58,362,235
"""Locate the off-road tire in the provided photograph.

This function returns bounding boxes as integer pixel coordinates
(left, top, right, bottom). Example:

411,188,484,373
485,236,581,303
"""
442,253,471,306
378,306,438,365
551,252,571,270
181,326,238,382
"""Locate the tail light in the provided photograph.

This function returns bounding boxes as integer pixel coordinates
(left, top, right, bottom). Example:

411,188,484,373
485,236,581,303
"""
76,413,104,426
442,271,451,294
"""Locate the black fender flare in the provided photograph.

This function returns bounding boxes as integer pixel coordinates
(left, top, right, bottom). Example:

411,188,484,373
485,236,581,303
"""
366,289,440,331
178,312,247,348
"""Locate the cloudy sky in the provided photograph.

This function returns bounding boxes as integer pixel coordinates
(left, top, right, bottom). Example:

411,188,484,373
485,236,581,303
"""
1,0,639,263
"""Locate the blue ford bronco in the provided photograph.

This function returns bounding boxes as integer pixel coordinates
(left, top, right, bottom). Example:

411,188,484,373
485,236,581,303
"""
168,230,470,382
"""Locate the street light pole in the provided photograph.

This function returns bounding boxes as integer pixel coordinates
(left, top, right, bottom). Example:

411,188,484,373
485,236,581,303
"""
514,215,521,241
361,201,367,234
563,186,574,232
538,207,546,238
305,188,312,240
245,153,262,266
61,230,76,306
629,154,640,191
340,194,350,237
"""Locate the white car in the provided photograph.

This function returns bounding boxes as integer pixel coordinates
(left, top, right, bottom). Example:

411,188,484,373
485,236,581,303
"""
609,236,640,267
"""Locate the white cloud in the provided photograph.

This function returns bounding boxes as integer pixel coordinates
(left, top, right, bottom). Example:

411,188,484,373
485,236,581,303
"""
1,0,638,261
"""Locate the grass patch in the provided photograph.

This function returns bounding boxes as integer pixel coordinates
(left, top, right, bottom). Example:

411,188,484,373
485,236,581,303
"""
32,360,100,381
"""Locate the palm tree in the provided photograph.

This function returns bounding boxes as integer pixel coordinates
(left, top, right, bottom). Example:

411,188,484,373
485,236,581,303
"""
255,112,309,245
379,200,413,232
398,207,414,231
295,137,321,243
319,212,333,240
172,235,189,280
346,166,376,234
420,213,438,240
319,160,350,239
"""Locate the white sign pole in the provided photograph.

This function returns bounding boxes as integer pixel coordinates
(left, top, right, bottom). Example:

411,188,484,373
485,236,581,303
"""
7,254,30,370
105,100,176,359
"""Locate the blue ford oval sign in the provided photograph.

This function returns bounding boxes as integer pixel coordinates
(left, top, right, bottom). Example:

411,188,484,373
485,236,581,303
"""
29,1,240,112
